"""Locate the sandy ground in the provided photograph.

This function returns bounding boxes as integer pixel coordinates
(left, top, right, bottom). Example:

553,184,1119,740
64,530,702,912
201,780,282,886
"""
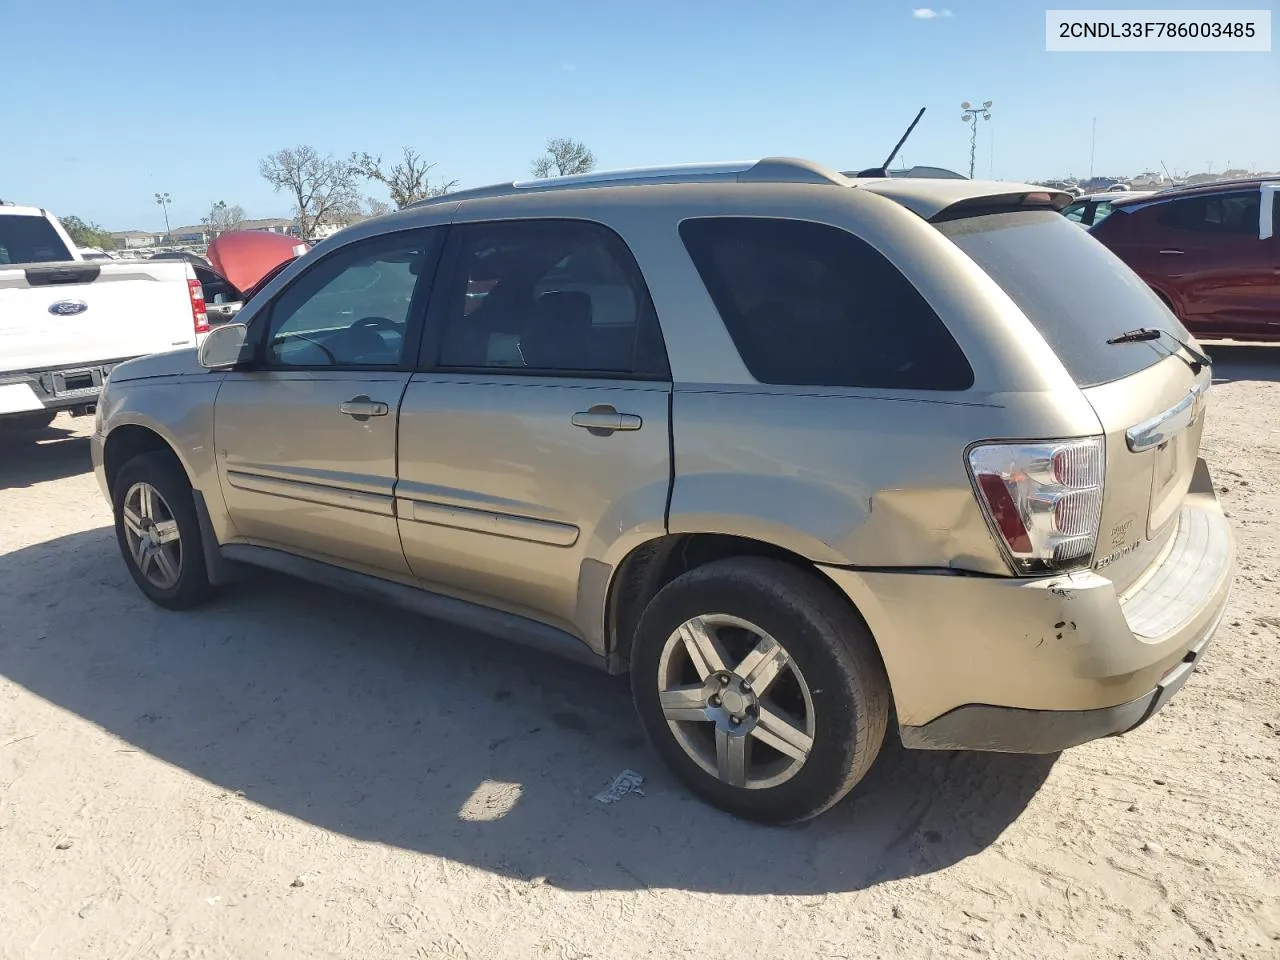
1,345,1278,960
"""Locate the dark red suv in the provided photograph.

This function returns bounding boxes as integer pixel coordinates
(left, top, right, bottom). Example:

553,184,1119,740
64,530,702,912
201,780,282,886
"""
1089,179,1280,342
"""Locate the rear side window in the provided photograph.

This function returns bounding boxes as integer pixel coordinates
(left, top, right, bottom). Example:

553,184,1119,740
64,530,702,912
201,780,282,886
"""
937,210,1184,387
1157,191,1261,234
0,215,74,265
679,217,973,390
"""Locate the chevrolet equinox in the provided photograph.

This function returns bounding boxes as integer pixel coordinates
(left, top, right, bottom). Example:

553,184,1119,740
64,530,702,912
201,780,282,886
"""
92,158,1235,823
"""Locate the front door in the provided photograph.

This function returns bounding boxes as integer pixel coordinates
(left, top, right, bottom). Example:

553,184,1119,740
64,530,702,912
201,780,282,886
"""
215,228,442,576
396,219,672,638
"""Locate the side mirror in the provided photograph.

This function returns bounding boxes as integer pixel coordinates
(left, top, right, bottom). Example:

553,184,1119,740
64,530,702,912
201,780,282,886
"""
199,322,252,369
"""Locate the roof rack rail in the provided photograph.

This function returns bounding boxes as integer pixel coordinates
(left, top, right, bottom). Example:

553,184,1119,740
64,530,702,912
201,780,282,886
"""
1155,175,1279,194
405,157,849,208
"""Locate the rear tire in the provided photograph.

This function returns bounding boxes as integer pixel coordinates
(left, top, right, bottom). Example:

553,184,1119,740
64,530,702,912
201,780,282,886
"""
630,557,890,824
112,451,213,610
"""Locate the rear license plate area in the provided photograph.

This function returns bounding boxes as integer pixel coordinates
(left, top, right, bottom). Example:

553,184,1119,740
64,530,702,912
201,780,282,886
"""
53,368,101,397
1149,430,1194,534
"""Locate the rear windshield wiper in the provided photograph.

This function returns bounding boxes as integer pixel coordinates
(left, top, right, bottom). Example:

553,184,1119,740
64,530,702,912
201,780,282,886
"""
1106,327,1212,373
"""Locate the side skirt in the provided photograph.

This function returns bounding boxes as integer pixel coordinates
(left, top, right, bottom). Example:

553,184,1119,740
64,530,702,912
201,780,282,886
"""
218,543,608,672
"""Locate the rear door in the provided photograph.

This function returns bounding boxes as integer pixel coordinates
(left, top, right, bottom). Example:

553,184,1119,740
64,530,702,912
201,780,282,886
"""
938,209,1208,593
395,218,671,638
1112,190,1273,338
214,229,441,575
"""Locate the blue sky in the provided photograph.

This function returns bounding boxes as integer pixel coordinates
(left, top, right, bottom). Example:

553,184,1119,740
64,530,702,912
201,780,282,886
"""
3,0,1275,230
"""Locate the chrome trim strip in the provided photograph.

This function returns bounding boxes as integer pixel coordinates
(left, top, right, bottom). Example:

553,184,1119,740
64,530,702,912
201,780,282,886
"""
399,497,580,547
1126,383,1205,453
226,470,394,516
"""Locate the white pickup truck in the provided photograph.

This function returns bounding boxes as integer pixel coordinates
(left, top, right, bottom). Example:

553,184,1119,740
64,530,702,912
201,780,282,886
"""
0,204,209,433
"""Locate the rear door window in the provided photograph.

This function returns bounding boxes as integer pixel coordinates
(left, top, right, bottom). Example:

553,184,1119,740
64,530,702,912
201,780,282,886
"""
936,210,1185,387
678,217,973,390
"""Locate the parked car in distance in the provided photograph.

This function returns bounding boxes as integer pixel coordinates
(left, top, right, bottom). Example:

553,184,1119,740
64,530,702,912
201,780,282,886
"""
92,159,1234,823
1062,191,1155,228
1089,178,1280,341
0,204,209,435
202,230,310,325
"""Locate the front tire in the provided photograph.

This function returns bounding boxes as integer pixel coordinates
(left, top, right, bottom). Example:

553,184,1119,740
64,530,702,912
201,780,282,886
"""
630,558,890,824
112,451,212,610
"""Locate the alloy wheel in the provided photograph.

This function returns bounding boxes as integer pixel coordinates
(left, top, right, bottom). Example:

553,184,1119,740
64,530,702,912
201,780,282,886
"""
656,614,816,790
121,482,183,590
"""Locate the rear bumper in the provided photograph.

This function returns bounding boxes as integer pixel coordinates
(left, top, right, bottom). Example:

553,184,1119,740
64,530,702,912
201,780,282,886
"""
0,360,127,414
897,605,1220,753
820,458,1235,752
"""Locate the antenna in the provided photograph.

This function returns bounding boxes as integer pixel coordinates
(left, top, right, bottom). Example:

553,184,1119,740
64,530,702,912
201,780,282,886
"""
855,107,927,178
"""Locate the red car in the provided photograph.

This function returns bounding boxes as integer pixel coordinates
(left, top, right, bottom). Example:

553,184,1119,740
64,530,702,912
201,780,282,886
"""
200,231,310,324
1089,178,1280,342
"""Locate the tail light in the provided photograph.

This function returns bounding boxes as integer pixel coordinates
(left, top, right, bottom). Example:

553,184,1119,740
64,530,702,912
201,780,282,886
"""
188,278,209,335
968,438,1105,574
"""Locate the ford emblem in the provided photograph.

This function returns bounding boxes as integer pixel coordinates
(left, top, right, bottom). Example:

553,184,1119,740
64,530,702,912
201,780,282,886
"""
49,299,89,316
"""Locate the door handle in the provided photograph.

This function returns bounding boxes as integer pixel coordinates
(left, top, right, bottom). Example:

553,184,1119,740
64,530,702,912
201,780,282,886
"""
1158,249,1185,255
339,396,390,420
571,405,642,434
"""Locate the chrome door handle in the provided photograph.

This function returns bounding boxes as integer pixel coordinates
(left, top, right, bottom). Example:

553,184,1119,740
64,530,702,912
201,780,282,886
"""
1158,249,1185,255
571,406,642,434
339,396,390,420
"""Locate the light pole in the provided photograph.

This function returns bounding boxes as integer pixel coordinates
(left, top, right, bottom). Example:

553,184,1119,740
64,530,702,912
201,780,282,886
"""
960,100,992,179
154,192,172,241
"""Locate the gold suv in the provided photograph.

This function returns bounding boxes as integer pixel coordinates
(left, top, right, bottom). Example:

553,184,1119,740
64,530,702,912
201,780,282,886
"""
92,159,1235,823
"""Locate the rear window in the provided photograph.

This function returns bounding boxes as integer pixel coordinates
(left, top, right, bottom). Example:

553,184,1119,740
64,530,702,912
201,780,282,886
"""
936,210,1184,387
0,214,74,265
679,217,973,390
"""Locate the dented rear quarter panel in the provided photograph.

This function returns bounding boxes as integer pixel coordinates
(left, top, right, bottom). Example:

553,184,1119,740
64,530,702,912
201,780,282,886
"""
669,385,1103,571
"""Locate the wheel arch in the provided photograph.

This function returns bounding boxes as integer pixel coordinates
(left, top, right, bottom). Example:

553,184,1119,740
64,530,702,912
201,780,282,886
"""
102,422,192,496
603,532,877,673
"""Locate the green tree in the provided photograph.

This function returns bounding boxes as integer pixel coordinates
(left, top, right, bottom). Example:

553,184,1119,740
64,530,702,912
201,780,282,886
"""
60,216,117,250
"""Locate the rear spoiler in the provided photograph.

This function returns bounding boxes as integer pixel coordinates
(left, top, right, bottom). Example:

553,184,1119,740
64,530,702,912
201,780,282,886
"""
929,189,1074,222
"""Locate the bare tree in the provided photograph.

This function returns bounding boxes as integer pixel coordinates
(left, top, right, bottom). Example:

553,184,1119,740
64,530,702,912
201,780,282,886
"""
531,137,597,178
363,197,392,218
349,147,457,209
202,200,246,238
259,145,361,240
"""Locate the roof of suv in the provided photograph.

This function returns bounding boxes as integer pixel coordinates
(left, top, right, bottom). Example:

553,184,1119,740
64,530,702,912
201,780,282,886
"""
1150,176,1280,198
405,157,1071,220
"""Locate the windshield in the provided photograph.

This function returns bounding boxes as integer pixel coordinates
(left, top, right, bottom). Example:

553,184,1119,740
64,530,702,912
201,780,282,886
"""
936,210,1185,387
0,214,74,265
